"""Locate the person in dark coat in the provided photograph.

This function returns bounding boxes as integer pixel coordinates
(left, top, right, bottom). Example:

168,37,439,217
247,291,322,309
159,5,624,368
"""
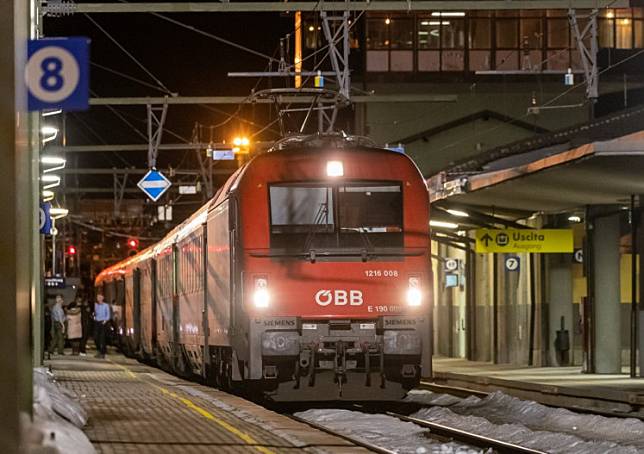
78,295,92,355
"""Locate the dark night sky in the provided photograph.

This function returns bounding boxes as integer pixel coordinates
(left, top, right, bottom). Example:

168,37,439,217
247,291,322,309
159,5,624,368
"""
44,10,300,167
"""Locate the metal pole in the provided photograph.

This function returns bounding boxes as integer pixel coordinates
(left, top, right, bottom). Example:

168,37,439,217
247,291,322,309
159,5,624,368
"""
51,218,57,275
465,242,475,360
631,195,638,378
294,11,302,88
528,253,537,366
639,195,644,378
492,253,498,364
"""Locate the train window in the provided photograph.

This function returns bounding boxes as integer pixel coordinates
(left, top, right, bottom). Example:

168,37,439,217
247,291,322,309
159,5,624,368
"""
338,185,403,234
270,185,335,234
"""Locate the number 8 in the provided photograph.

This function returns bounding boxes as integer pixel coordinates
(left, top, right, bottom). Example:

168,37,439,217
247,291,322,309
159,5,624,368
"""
40,57,64,91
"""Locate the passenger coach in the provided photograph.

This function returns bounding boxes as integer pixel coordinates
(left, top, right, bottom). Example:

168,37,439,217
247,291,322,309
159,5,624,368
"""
96,134,432,401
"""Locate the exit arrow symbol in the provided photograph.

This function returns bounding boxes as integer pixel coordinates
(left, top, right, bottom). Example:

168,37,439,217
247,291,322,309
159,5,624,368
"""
481,233,493,247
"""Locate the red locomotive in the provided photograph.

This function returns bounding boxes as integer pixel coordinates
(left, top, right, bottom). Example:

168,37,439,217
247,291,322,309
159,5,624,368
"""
96,134,432,401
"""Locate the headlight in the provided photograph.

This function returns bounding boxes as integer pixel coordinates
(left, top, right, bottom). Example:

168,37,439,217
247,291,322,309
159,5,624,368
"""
326,160,344,177
406,276,422,306
253,276,270,308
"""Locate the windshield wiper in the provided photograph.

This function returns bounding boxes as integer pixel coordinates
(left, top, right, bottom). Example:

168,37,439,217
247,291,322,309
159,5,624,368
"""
341,227,375,262
303,201,329,262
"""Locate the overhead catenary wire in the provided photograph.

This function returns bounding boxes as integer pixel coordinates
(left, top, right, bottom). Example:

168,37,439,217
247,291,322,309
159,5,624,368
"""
91,62,173,95
90,89,148,141
69,112,135,168
71,217,161,241
84,13,175,95
149,12,280,65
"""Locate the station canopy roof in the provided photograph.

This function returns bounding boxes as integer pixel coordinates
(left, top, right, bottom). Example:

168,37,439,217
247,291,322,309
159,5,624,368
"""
430,106,644,214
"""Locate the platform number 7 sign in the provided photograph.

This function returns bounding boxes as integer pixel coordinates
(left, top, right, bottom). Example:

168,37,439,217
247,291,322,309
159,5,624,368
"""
25,37,90,112
505,256,520,272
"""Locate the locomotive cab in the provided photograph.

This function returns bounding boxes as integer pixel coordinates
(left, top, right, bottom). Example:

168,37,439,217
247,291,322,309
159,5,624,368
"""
236,136,432,401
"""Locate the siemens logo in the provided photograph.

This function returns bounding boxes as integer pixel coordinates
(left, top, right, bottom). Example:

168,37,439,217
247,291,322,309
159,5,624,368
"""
315,290,363,306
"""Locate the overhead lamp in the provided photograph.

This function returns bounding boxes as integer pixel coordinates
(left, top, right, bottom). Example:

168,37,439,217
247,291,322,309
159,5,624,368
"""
568,215,582,223
41,174,61,190
233,136,249,147
41,154,67,173
41,155,65,165
49,207,69,219
431,11,465,16
446,209,469,218
385,17,391,25
42,190,55,202
430,220,458,229
42,109,62,117
41,126,58,144
232,136,250,154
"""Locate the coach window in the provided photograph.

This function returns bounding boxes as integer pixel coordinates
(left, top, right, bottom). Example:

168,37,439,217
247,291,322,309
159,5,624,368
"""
441,15,465,71
366,16,413,72
469,15,492,71
520,13,543,70
546,12,570,70
496,12,519,70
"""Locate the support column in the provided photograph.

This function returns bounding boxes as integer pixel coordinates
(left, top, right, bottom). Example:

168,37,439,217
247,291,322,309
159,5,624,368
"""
0,0,33,450
594,214,622,374
547,255,573,366
638,199,644,377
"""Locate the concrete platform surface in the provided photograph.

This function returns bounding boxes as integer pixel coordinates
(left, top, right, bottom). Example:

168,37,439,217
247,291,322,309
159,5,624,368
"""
430,357,644,414
46,351,367,453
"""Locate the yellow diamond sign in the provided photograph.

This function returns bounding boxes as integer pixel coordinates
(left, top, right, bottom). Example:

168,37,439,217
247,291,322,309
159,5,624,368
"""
475,229,573,253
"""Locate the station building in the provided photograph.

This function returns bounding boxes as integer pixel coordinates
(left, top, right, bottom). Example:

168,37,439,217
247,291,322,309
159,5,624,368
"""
302,6,644,374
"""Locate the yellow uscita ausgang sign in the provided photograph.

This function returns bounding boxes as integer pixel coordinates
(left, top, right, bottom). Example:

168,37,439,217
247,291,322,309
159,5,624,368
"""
475,229,573,253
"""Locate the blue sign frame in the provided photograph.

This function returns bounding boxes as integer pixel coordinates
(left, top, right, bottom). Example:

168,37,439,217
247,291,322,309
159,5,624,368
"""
39,202,52,235
26,37,90,112
137,169,171,202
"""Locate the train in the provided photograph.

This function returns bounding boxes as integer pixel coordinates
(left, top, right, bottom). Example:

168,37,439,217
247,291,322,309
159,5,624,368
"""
95,134,432,401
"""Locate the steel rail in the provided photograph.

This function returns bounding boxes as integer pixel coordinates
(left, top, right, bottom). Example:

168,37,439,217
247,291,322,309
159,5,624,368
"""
290,409,544,454
418,381,644,421
388,412,547,454
288,414,397,454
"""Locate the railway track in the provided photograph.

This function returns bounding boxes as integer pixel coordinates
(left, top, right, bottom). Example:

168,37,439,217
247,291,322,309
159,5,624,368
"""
290,410,546,454
418,381,644,421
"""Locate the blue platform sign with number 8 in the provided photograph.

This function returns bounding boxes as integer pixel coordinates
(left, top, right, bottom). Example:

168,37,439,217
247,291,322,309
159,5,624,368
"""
26,38,90,111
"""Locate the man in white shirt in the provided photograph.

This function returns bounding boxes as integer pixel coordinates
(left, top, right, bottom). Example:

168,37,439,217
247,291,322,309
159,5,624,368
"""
94,294,111,359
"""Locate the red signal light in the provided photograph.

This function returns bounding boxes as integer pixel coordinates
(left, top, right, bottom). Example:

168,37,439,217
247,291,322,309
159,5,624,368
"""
127,238,139,249
67,245,77,255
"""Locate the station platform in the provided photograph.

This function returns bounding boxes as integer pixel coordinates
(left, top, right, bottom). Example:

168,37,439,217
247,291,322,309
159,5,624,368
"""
430,357,644,416
46,350,367,453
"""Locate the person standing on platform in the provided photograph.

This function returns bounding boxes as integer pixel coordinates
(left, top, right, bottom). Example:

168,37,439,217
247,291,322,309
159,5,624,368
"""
79,295,92,356
48,295,66,357
94,293,111,359
65,300,82,355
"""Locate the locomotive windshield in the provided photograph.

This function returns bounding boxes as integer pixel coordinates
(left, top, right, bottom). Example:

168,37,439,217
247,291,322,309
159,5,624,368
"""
269,182,403,252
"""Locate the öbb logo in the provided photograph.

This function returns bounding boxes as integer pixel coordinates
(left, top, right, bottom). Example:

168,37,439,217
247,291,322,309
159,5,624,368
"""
315,290,363,306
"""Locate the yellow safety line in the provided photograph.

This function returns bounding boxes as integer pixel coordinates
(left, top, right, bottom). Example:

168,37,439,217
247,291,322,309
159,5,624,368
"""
109,359,276,454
